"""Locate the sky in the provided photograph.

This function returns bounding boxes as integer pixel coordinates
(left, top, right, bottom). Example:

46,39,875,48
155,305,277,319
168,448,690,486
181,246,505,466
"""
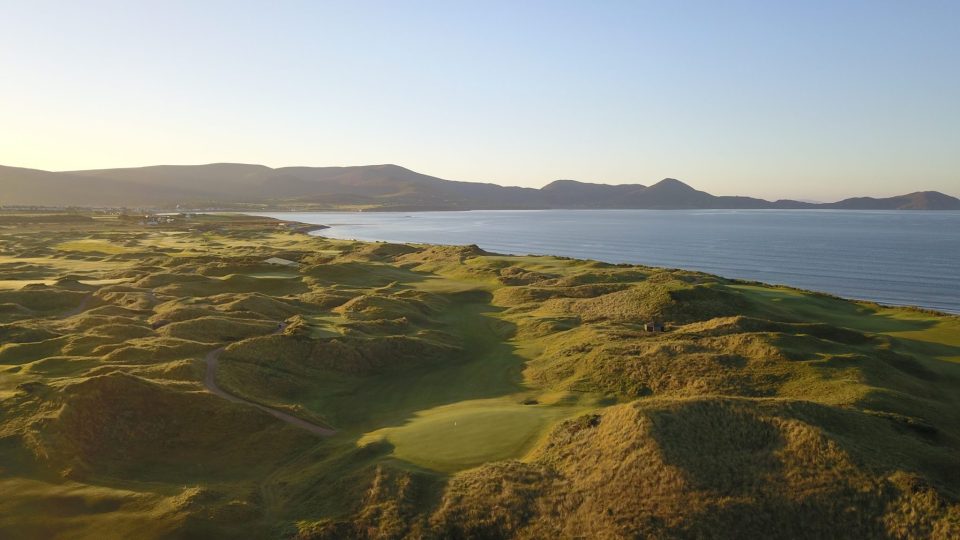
1,1,958,201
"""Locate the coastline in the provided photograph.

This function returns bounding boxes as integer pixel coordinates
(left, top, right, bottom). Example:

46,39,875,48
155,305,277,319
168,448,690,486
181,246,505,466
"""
252,210,960,315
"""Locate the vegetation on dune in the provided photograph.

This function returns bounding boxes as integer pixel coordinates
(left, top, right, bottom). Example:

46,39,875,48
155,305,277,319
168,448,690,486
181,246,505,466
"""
1,212,959,539
56,239,135,255
212,292,309,319
158,316,277,344
36,372,311,480
556,279,748,324
430,398,960,539
0,287,89,315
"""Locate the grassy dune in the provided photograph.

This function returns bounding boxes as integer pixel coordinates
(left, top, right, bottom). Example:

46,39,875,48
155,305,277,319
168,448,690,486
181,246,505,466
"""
0,212,958,538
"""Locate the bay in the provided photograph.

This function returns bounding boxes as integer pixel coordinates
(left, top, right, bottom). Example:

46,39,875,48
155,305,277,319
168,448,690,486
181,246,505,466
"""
256,210,960,314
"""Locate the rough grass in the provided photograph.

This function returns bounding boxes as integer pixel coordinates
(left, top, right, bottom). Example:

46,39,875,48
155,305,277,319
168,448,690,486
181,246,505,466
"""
158,316,277,344
429,398,960,539
27,372,312,487
2,213,959,539
56,239,135,254
0,287,89,313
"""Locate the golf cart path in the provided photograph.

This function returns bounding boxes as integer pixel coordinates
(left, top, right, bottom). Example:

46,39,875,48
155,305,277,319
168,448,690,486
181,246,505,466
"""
203,323,336,437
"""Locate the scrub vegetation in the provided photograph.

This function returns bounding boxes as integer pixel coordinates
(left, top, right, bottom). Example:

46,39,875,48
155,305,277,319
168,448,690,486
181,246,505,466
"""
1,212,958,538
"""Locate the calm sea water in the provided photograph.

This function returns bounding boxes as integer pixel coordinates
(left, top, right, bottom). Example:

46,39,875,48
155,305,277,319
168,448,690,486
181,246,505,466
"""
257,210,960,314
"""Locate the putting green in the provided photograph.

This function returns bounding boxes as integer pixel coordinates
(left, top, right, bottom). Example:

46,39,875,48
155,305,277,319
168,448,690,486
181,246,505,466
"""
359,398,586,472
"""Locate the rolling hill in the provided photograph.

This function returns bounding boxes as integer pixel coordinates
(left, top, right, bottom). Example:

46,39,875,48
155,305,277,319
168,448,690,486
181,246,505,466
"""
1,213,959,538
1,163,957,210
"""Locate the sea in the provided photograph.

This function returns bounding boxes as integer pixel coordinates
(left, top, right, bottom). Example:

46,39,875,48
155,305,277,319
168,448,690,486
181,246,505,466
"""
256,210,960,314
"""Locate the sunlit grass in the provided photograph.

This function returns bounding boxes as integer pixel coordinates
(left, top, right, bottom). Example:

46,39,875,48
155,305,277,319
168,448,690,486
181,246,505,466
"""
3,213,959,538
56,239,135,254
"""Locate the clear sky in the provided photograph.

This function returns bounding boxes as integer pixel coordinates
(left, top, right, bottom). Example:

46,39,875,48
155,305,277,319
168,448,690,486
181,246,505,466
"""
1,1,957,200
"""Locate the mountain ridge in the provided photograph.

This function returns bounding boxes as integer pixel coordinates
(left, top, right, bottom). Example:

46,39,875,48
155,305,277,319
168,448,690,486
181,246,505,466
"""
1,163,957,210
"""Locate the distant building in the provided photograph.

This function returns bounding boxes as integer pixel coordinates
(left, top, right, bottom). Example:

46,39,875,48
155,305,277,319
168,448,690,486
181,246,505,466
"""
645,322,667,332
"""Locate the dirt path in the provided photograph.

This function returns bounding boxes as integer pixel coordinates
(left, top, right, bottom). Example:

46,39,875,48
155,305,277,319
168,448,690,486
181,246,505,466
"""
62,292,335,437
203,324,336,437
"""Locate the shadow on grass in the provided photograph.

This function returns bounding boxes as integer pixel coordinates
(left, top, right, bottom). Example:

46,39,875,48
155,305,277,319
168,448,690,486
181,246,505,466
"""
216,284,526,438
648,399,941,539
648,399,787,493
303,261,432,289
733,284,943,334
306,291,525,432
890,336,960,365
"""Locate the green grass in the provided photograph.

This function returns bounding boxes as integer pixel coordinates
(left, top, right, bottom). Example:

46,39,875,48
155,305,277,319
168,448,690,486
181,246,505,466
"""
0,279,55,290
221,299,527,432
305,315,341,338
359,397,587,472
732,284,960,364
732,284,937,332
0,477,185,540
3,212,960,539
55,239,135,254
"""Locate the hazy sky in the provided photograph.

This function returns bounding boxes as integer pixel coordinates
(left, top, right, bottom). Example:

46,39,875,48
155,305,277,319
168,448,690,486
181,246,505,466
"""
1,1,958,200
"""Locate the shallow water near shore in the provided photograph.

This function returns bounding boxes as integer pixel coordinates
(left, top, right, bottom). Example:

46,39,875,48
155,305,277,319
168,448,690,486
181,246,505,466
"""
256,209,960,313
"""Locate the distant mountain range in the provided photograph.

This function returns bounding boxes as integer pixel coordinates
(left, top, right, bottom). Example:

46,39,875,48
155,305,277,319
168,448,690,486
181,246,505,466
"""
1,163,957,211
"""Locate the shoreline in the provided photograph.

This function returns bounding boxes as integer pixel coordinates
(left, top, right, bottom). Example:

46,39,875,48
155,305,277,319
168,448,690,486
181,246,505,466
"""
253,212,960,317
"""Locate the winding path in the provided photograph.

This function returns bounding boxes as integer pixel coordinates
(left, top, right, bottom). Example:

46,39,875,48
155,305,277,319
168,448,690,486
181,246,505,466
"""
61,293,94,318
202,324,336,437
62,292,334,436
